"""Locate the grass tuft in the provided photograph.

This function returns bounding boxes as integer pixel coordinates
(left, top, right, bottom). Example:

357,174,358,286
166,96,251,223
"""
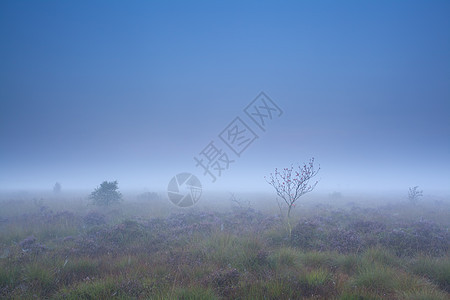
268,246,301,269
409,255,450,292
172,286,219,300
362,247,400,268
303,268,331,287
336,254,361,275
398,288,449,300
23,261,56,295
351,264,398,293
299,251,337,269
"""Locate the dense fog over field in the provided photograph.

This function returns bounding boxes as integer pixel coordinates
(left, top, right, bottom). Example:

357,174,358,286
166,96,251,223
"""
1,3,450,299
1,1,449,197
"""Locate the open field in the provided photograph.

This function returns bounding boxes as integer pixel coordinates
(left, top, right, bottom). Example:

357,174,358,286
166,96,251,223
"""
2,1,449,299
0,192,449,299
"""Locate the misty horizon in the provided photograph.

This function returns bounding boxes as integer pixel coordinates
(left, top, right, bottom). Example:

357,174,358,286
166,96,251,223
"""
1,1,449,199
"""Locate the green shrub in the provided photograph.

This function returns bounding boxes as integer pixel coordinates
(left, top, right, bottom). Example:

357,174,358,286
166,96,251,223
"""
89,181,123,206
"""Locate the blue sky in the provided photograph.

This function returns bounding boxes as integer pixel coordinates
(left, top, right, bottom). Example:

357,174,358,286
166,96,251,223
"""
1,1,449,195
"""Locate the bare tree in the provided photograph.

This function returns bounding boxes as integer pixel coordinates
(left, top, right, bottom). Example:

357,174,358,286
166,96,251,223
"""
408,186,423,205
229,192,251,209
266,158,320,236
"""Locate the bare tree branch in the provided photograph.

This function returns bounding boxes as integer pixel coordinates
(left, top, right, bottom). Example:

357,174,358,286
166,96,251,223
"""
266,158,320,236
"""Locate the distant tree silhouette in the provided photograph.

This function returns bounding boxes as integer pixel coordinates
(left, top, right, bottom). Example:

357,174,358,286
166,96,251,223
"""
90,181,123,206
408,186,423,205
53,182,61,193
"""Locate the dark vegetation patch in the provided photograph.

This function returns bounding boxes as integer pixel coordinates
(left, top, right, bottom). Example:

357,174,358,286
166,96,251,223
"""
291,207,449,256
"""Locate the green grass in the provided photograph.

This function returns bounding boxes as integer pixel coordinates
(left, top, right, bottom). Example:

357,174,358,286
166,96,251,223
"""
57,277,125,300
299,250,337,269
409,255,450,291
268,246,301,268
0,196,449,299
23,260,57,295
243,278,297,299
336,253,361,275
398,288,449,300
59,257,101,285
196,232,265,271
0,216,80,245
351,263,399,293
338,291,382,300
302,268,331,288
171,286,219,300
362,247,401,268
0,262,21,289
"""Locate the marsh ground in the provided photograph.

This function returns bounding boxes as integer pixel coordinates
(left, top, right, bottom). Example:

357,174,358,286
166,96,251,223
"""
0,192,449,299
